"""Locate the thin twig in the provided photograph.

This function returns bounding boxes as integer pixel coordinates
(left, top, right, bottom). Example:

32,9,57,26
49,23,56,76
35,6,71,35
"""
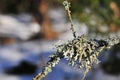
63,0,76,38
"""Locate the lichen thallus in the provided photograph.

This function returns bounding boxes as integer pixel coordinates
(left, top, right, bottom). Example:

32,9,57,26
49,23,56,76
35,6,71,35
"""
33,1,120,80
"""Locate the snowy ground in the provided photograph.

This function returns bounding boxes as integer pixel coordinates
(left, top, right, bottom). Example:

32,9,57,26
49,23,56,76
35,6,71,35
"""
0,8,120,80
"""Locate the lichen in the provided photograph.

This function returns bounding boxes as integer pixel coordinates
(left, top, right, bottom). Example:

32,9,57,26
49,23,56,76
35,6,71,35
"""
33,35,120,80
33,0,120,80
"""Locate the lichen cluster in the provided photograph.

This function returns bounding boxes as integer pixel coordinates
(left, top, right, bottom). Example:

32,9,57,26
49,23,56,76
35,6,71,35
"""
33,35,120,80
33,0,120,80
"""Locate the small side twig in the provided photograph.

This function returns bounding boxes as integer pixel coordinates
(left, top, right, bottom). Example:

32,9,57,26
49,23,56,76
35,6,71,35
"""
63,0,76,38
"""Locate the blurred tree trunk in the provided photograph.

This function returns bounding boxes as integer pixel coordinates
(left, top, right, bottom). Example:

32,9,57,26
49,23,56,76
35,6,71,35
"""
109,2,120,32
33,0,59,40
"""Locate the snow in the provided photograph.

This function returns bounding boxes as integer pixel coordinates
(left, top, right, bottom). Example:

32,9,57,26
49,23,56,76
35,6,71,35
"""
0,14,40,40
94,66,120,80
0,74,20,80
0,8,119,80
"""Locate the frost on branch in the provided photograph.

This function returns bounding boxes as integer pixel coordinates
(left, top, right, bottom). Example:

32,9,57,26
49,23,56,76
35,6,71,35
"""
33,35,120,80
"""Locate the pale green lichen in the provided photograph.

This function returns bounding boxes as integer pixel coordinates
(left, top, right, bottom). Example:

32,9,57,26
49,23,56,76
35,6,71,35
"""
33,0,120,80
33,35,120,80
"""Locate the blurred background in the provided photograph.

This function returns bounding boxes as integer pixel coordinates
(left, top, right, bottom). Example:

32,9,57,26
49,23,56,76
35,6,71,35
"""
0,0,120,80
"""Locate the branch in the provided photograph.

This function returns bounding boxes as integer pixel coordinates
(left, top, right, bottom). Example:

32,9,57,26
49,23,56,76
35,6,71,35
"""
33,35,120,80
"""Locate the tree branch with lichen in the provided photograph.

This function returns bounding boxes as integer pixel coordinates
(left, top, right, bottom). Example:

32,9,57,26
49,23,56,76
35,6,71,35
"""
33,0,120,80
33,35,120,80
